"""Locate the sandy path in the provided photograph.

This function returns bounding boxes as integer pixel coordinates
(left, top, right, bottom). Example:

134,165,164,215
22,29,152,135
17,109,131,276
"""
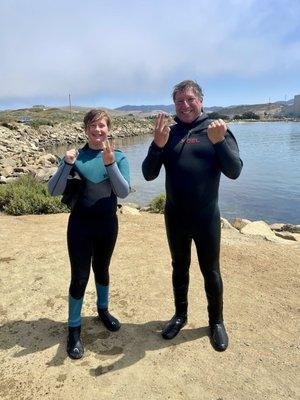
0,212,299,400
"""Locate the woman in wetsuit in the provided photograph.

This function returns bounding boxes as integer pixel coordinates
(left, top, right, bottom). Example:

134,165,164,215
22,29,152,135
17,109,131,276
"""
48,109,130,359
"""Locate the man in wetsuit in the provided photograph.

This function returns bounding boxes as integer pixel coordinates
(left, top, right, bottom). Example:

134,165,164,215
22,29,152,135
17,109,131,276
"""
142,80,243,351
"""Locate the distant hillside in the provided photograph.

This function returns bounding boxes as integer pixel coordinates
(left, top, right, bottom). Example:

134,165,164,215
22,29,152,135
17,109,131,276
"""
115,104,223,114
115,104,175,113
115,99,295,118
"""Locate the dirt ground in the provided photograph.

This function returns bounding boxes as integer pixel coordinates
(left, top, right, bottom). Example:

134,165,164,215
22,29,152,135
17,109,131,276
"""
0,212,299,400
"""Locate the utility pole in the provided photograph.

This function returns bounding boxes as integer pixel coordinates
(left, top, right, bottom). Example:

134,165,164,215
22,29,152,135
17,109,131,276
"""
69,93,72,120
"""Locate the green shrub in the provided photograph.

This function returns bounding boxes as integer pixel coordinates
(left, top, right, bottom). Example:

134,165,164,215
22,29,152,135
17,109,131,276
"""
0,175,68,215
148,194,166,213
29,119,54,128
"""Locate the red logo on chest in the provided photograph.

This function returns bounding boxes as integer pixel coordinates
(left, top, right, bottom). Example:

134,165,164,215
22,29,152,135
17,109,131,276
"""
186,138,200,144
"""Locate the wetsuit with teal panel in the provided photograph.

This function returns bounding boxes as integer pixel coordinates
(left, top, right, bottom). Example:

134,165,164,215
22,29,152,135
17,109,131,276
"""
48,144,130,328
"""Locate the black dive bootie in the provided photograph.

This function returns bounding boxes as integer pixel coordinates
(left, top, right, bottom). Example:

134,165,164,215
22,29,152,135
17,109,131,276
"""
98,308,121,331
210,322,228,351
67,326,84,359
162,314,187,340
162,282,188,340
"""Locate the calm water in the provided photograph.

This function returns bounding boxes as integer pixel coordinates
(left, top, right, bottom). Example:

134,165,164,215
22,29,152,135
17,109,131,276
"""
52,122,300,224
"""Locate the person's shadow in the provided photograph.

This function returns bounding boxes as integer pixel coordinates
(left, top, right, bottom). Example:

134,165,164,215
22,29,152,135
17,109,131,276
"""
0,316,209,376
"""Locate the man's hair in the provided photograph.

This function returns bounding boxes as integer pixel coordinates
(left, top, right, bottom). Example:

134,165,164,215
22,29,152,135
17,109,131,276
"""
83,109,111,130
172,80,204,102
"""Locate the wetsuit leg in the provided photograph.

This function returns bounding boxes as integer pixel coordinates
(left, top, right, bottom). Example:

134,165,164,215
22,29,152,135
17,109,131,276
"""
91,215,118,289
165,211,192,316
67,215,93,300
91,215,120,332
192,209,223,325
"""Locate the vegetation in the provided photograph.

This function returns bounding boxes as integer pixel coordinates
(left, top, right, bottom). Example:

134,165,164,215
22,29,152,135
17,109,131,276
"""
148,194,166,213
233,111,260,120
207,112,230,120
0,175,68,215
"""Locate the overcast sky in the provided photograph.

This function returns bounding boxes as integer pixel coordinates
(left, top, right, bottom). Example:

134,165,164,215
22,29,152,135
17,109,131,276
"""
1,0,299,109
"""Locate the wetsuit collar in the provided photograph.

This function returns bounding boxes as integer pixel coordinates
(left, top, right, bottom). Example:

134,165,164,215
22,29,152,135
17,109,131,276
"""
174,113,209,130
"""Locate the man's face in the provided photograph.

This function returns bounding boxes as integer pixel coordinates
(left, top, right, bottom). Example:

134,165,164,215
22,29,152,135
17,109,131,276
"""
174,88,203,124
86,118,109,148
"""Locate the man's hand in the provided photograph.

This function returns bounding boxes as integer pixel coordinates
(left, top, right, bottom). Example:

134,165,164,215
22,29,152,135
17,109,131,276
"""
207,119,227,144
65,148,78,164
153,113,170,148
102,138,115,165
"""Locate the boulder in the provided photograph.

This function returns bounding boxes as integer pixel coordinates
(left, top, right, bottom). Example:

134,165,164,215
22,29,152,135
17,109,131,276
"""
220,217,238,231
0,175,7,184
122,202,141,210
37,154,58,166
241,220,276,239
275,232,297,241
119,205,141,216
282,224,300,234
233,218,251,231
270,223,285,231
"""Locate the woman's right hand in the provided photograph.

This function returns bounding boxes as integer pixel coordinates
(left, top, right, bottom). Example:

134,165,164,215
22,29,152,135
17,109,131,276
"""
65,148,78,164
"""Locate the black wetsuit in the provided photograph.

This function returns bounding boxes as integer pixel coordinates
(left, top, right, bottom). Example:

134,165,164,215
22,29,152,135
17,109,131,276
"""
142,113,243,324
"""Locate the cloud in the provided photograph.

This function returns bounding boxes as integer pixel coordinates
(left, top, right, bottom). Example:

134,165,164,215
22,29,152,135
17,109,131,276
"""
0,0,299,106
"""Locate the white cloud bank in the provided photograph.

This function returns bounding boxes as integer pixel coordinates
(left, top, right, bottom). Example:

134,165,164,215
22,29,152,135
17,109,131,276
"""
0,0,299,106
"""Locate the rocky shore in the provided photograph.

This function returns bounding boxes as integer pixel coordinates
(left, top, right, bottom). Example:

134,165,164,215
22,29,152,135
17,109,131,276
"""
0,118,152,183
122,204,300,243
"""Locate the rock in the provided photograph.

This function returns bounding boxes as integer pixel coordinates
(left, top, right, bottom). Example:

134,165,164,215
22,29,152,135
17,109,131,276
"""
233,218,251,231
0,159,17,168
221,217,238,231
123,202,140,209
1,166,14,177
275,232,297,241
119,205,141,216
37,154,58,166
33,167,57,182
241,220,276,239
14,167,29,173
281,224,300,234
270,223,285,231
140,206,151,212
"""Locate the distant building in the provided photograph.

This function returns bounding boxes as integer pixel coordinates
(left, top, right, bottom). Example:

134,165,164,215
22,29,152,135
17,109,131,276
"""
294,95,300,116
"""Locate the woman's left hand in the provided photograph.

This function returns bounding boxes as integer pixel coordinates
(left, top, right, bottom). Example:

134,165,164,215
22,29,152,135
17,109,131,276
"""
102,139,115,165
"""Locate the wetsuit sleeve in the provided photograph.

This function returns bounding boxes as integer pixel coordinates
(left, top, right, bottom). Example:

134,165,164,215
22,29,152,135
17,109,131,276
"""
213,130,243,179
48,161,73,196
106,154,130,199
142,141,164,181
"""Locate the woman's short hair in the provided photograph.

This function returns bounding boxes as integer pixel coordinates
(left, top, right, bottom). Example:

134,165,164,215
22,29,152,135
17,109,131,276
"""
83,109,111,130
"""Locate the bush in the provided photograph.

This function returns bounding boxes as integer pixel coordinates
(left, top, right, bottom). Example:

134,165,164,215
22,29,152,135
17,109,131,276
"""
148,194,166,213
207,112,229,120
0,175,68,215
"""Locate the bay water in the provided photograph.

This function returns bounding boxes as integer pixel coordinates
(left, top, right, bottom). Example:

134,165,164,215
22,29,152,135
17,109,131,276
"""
52,121,300,224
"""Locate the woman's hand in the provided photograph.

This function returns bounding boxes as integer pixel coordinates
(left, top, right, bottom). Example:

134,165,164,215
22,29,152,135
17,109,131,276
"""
207,119,227,144
102,139,115,165
65,148,78,164
153,113,170,148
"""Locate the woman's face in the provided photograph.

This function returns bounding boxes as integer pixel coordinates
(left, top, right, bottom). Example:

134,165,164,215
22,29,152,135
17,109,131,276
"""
86,118,109,149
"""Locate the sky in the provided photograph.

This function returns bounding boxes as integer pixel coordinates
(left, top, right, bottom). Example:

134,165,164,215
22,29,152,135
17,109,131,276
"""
0,0,300,110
